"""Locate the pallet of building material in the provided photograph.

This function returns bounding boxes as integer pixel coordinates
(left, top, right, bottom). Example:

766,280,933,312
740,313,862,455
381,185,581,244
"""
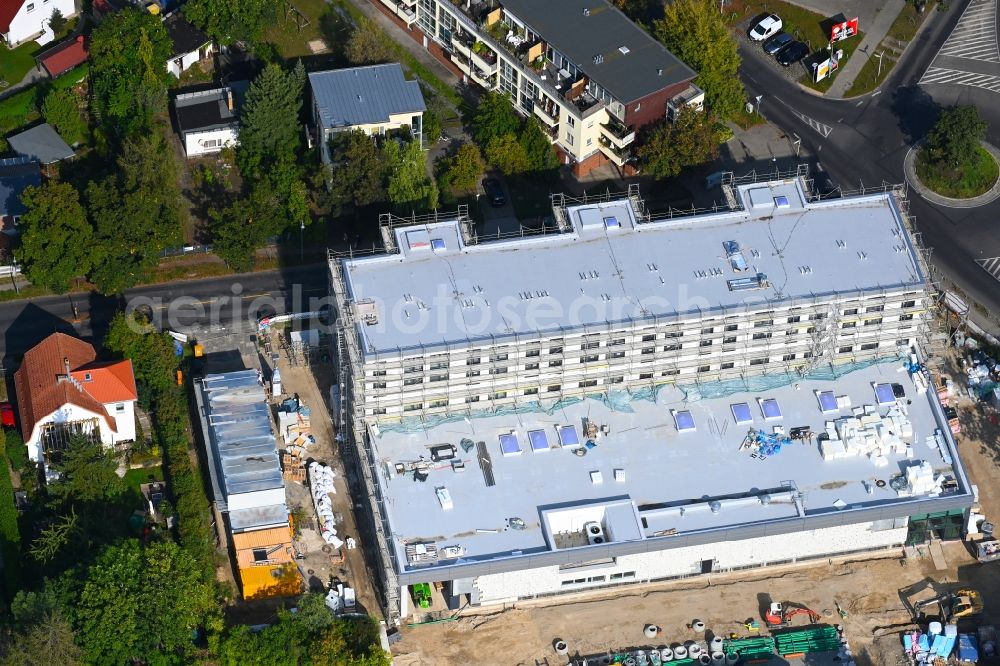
723,636,776,661
283,466,306,482
773,626,841,656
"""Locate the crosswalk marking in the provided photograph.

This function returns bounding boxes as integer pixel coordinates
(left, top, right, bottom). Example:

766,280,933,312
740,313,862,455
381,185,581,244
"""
920,66,1000,92
936,0,1000,62
976,257,1000,281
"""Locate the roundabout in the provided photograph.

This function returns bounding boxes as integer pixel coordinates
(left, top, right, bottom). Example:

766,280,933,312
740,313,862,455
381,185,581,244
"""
903,141,1000,209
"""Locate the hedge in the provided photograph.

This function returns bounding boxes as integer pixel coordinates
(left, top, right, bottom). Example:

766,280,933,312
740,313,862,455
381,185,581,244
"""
0,430,22,599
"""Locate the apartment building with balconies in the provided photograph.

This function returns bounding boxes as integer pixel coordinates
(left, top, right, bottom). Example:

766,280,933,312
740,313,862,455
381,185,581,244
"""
328,176,969,622
392,0,702,175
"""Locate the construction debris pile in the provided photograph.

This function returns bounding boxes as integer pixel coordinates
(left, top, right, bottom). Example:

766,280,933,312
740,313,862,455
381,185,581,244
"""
959,349,1000,403
309,462,342,548
277,397,315,451
902,623,985,665
819,404,912,465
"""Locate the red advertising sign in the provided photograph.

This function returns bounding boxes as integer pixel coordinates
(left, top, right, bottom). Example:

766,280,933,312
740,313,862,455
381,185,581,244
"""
830,17,859,41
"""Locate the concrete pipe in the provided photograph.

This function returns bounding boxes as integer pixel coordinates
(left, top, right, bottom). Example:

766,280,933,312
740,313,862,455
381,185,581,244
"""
645,625,660,639
692,620,706,633
699,654,712,665
674,646,688,660
725,653,739,665
688,644,702,658
554,640,569,655
661,647,674,662
710,637,724,652
712,652,726,665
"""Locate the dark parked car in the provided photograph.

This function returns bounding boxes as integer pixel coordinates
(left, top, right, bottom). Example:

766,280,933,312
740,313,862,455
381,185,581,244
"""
776,41,809,66
762,32,793,56
482,178,506,207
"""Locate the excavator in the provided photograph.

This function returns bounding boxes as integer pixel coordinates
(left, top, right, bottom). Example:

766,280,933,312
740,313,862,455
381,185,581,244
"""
765,602,821,627
912,589,984,623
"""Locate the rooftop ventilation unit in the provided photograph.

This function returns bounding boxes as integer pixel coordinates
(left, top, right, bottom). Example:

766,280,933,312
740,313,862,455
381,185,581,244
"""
619,46,630,55
723,241,749,272
583,7,590,15
584,521,606,545
726,273,769,292
353,299,379,325
593,54,604,65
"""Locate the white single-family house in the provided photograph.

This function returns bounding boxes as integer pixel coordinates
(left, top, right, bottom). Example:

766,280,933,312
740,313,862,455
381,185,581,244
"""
1,0,77,47
164,12,213,79
172,81,248,157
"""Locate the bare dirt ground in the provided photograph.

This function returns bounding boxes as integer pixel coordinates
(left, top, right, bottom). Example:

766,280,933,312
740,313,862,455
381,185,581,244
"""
391,349,1000,666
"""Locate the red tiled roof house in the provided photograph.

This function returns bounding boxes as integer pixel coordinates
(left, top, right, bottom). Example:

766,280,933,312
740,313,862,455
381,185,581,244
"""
15,333,138,466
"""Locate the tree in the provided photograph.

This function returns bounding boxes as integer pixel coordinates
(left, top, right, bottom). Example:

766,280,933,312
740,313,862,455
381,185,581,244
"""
238,61,306,178
654,0,745,119
87,126,182,293
611,0,652,21
924,105,987,168
520,118,558,172
29,508,80,564
48,8,67,36
442,143,485,193
327,130,386,213
3,612,82,666
422,108,442,145
17,182,94,293
637,108,722,179
184,0,282,44
41,88,85,145
209,198,272,272
485,133,530,175
384,138,439,211
48,437,126,504
345,18,394,65
76,540,220,665
471,92,521,146
89,9,172,137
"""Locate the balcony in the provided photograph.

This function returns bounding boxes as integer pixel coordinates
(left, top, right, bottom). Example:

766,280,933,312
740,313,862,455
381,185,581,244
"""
398,4,416,24
598,136,628,167
600,118,635,148
667,83,705,122
469,67,495,89
532,98,558,126
451,32,474,58
450,51,473,77
470,43,498,74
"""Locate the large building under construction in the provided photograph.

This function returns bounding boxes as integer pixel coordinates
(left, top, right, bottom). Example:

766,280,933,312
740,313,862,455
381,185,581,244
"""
329,174,973,622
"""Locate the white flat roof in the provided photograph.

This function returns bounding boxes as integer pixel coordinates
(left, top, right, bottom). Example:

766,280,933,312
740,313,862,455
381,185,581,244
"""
340,181,925,357
371,360,970,577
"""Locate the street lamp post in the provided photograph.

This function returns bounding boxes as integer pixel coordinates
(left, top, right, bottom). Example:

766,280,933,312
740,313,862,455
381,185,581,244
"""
874,51,884,78
300,221,305,262
755,95,763,116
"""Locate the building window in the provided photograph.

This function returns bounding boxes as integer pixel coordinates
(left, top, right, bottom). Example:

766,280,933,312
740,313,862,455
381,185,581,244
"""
404,364,422,373
610,571,635,580
565,131,574,145
838,345,854,353
866,305,884,313
373,407,387,415
782,353,796,361
491,353,508,362
721,362,735,370
489,367,508,375
725,324,738,332
430,360,449,370
864,318,883,326
582,341,600,350
902,300,916,308
610,338,625,346
579,380,597,388
807,326,817,333
430,374,447,382
467,357,481,365
697,365,711,373
749,358,768,366
641,347,654,355
842,322,856,329
404,403,423,412
642,334,656,342
662,369,679,376
723,336,737,344
803,351,814,358
900,313,914,321
372,370,387,377
752,332,772,340
754,320,772,328
786,329,797,336
897,338,910,346
663,344,680,352
861,342,879,350
465,396,480,403
549,345,563,354
549,360,562,367
586,137,592,147
610,351,625,359
115,403,126,413
403,377,422,386
608,376,624,384
372,382,386,389
26,3,34,11
664,331,683,338
524,388,539,395
787,315,801,323
548,384,561,392
489,392,507,400
809,313,827,321
526,363,539,371
699,340,713,347
526,349,541,357
844,308,858,315
639,372,653,380
701,327,715,334
429,399,448,408
466,370,480,378
567,116,575,127
581,354,599,363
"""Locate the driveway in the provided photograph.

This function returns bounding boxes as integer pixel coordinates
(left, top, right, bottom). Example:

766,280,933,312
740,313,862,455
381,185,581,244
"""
477,176,519,238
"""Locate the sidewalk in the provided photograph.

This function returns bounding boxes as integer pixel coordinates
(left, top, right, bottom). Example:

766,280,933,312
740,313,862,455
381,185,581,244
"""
826,0,906,97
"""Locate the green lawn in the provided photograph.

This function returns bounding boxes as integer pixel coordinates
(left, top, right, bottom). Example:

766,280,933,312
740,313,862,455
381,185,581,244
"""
727,0,839,51
0,18,78,87
916,146,999,199
124,465,165,494
844,2,937,97
265,0,335,58
0,62,87,135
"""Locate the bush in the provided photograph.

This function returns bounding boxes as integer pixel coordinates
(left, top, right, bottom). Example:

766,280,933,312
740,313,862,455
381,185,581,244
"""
0,429,23,599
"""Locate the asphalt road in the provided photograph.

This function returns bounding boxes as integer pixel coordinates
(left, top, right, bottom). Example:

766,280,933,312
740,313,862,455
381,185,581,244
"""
0,265,328,368
737,0,1000,330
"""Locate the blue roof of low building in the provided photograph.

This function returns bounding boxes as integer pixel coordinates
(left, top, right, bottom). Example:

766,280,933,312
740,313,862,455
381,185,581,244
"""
0,157,41,218
308,63,426,130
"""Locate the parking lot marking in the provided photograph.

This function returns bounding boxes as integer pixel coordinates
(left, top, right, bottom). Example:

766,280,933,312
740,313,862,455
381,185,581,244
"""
976,257,1000,281
935,0,1000,63
920,66,1000,93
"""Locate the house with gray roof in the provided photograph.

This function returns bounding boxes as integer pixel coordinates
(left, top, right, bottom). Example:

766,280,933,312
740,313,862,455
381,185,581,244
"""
8,123,75,165
308,63,426,164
